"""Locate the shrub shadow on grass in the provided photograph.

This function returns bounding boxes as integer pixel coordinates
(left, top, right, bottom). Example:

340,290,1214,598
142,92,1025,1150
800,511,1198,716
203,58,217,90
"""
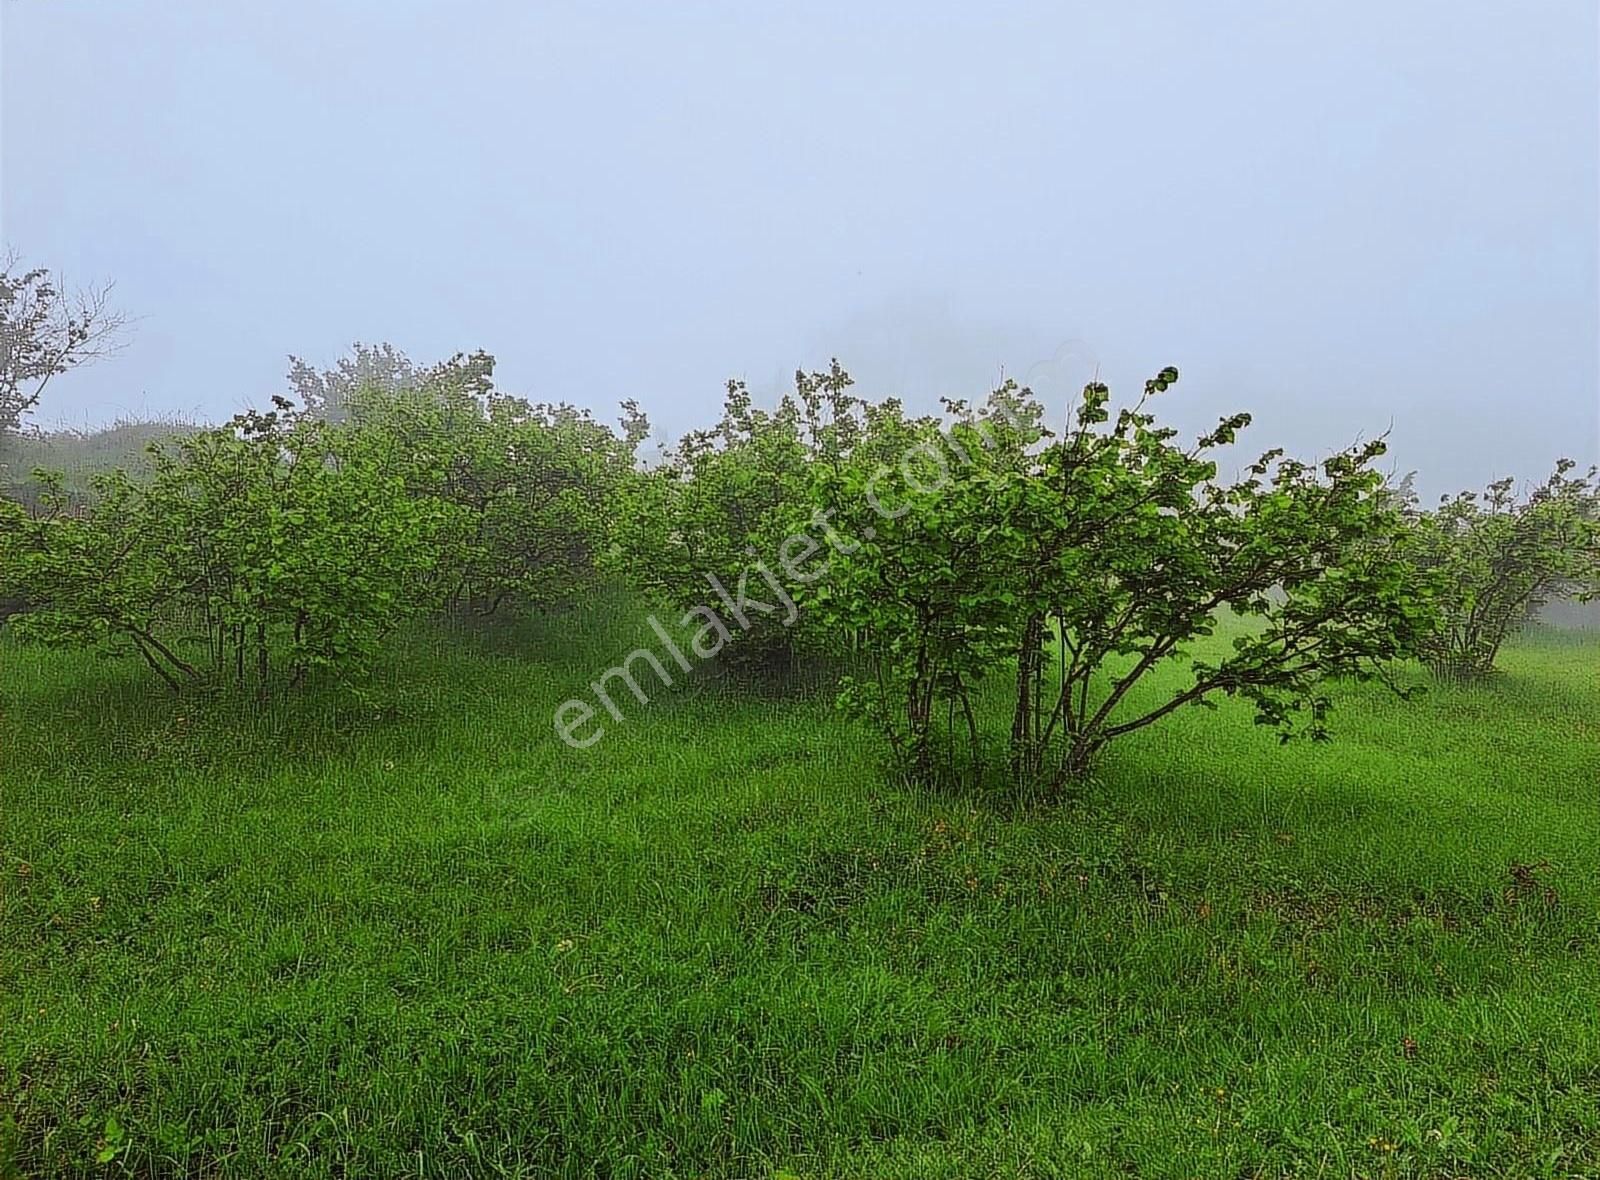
0,636,461,775
689,649,862,703
433,598,619,668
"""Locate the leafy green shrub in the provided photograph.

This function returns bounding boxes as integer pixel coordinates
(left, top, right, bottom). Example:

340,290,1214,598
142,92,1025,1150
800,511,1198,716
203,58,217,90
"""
818,369,1435,786
1408,461,1600,678
1,468,193,685
343,354,649,615
1,346,651,693
812,384,1035,774
2,400,443,691
617,363,857,673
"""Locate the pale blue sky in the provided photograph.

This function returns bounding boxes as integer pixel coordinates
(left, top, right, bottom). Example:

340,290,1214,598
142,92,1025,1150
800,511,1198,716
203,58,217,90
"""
2,1,1595,494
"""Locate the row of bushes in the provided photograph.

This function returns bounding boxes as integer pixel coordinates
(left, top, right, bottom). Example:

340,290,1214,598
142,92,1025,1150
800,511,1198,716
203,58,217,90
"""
0,352,645,691
2,351,1596,783
617,363,1596,782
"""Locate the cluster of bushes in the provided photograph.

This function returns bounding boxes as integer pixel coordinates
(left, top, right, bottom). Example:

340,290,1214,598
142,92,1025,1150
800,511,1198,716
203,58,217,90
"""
610,364,1596,783
623,367,1441,784
2,348,1596,783
0,351,649,692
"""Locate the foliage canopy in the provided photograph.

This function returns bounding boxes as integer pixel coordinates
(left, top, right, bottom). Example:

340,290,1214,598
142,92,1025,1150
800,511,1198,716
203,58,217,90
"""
1407,461,1600,678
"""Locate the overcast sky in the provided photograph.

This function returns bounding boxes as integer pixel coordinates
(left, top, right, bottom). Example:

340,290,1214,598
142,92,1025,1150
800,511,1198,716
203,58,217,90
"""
2,1,1595,495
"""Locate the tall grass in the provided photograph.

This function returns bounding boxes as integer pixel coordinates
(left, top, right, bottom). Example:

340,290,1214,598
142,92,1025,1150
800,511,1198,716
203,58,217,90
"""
1,607,1596,1177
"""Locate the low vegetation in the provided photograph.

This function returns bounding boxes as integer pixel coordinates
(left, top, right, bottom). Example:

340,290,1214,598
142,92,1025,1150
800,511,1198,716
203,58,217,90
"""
6,345,1595,783
1,610,1596,1177
1406,462,1600,679
2,310,1597,1174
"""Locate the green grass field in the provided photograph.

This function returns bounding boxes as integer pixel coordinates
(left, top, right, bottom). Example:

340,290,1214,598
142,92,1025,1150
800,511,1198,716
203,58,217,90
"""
2,604,1597,1177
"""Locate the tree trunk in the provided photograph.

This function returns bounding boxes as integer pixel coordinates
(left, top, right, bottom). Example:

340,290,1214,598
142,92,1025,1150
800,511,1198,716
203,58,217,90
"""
1010,613,1045,781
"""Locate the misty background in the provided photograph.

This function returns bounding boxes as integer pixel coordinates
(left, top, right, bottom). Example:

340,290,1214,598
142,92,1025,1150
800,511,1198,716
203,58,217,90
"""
2,0,1595,498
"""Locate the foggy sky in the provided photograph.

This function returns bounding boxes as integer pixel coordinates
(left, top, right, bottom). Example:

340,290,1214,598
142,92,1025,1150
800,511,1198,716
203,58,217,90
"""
2,0,1595,497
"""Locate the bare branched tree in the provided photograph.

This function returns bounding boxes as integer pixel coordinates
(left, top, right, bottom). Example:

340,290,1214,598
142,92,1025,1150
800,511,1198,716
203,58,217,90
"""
0,250,129,438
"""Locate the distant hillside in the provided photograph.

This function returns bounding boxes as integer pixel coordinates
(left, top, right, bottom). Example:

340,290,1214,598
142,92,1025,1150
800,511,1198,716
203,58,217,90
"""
0,418,199,501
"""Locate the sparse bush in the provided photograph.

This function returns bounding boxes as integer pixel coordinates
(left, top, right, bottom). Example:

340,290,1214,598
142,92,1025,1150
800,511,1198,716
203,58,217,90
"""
285,341,486,426
1409,462,1600,678
0,253,126,444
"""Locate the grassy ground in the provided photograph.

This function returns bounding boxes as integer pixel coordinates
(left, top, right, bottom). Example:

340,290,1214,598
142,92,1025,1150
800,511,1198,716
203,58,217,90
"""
1,605,1597,1178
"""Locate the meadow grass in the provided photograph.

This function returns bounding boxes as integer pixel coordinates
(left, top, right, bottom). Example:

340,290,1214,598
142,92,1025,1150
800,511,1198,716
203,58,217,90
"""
1,604,1596,1177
